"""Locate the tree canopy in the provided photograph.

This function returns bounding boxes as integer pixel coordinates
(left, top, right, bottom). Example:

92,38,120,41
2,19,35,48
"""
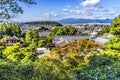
0,23,21,36
110,15,120,36
0,0,36,19
104,15,120,50
50,26,80,36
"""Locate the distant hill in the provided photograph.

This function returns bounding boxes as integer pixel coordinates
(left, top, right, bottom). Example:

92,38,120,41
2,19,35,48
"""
58,18,114,24
20,21,63,32
21,21,63,26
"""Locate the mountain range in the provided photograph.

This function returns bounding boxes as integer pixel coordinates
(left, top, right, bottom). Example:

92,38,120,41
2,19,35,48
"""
58,18,114,24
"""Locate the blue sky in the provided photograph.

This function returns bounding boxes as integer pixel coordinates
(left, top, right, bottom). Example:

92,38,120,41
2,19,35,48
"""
12,0,120,22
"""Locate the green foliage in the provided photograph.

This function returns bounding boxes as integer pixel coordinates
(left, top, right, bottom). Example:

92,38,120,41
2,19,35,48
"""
38,40,46,47
1,41,120,80
110,15,120,35
2,42,37,63
25,30,39,44
0,0,36,19
33,57,70,80
7,52,25,62
24,21,62,26
99,26,111,35
0,46,5,58
88,50,120,68
103,16,120,50
0,23,21,36
76,64,120,80
37,36,53,47
0,45,86,80
50,26,80,36
75,50,120,80
3,42,20,56
0,59,33,80
46,36,54,44
104,36,120,50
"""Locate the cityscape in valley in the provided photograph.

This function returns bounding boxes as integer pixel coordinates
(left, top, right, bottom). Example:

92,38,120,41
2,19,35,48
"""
0,0,120,80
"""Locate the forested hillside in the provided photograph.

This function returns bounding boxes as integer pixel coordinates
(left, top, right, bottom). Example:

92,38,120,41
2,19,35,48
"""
21,21,63,26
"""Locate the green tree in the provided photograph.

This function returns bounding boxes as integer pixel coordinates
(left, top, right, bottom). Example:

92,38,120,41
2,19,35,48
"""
99,25,111,35
25,30,33,43
110,15,120,35
0,46,5,58
33,57,70,80
38,40,46,47
75,50,120,80
0,0,36,19
104,36,120,50
0,23,21,36
3,42,20,56
50,26,79,36
25,30,38,44
104,16,120,50
0,59,34,80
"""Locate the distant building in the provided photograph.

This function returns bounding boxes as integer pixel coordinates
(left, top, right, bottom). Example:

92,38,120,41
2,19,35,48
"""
36,48,50,58
0,36,20,46
92,34,114,45
102,34,113,39
93,37,108,45
53,35,89,44
38,31,50,37
90,32,98,39
53,35,89,49
9,36,20,43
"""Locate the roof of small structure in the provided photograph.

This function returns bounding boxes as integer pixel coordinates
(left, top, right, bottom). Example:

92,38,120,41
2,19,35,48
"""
90,32,98,35
54,35,89,43
9,36,19,40
103,34,114,39
93,37,108,44
55,39,69,48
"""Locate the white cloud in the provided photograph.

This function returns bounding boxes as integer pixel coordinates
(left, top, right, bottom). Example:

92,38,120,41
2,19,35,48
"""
66,5,71,8
108,11,115,14
85,6,107,12
80,0,100,7
63,8,87,15
74,10,81,14
62,0,116,19
40,11,59,20
107,11,115,16
63,8,69,12
43,11,58,18
74,10,87,14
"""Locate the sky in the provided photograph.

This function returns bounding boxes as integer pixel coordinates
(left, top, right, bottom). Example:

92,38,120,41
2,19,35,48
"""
11,0,120,22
